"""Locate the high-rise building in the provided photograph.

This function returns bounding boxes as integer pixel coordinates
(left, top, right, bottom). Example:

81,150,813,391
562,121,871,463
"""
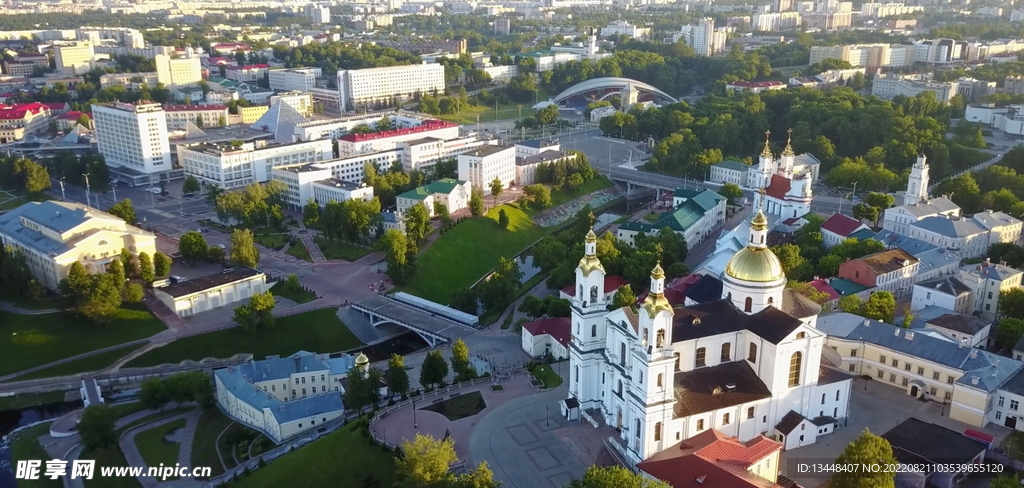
494,17,511,35
304,4,331,24
155,54,202,88
91,101,171,182
676,18,719,57
336,64,445,112
53,41,94,75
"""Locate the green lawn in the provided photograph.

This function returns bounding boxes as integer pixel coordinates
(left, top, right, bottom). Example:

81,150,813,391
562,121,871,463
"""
254,233,291,250
0,304,166,377
269,281,317,304
125,308,362,368
549,177,614,207
134,419,187,476
82,402,152,488
286,243,312,262
643,212,659,223
234,422,396,488
316,238,373,261
192,410,234,478
530,364,563,389
0,391,66,410
9,422,62,488
402,204,548,304
13,345,143,381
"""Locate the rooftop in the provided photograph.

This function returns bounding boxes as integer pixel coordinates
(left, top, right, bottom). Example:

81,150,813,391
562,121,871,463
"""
163,104,228,112
157,267,263,299
522,317,571,347
517,150,570,166
338,119,457,143
960,260,1022,281
671,299,804,345
882,418,986,465
673,361,773,418
892,197,960,218
854,248,919,274
312,178,362,191
912,215,989,238
462,144,512,158
0,201,149,257
926,313,989,335
516,139,558,149
915,275,972,296
397,178,467,201
637,430,782,488
821,213,865,237
971,210,1021,231
711,159,749,172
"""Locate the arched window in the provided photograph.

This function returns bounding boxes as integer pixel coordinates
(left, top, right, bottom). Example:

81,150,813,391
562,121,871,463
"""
727,292,732,300
744,297,752,312
639,371,644,384
654,422,662,441
635,419,641,438
591,324,597,337
642,327,649,347
748,343,758,363
590,286,598,304
656,329,665,348
620,343,626,365
721,343,731,362
617,379,623,396
788,352,803,387
657,373,663,387
760,235,764,244
696,347,706,367
796,332,807,339
574,366,579,382
98,240,108,246
767,296,774,305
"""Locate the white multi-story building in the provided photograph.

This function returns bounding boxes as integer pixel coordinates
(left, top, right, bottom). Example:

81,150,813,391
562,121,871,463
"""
458,144,515,195
0,102,51,143
396,178,472,217
99,72,159,88
178,139,333,189
600,20,652,40
883,156,961,235
337,64,445,112
336,119,460,157
311,179,374,207
270,163,374,208
164,104,229,130
569,210,851,464
911,275,974,314
674,18,726,57
53,42,94,75
92,101,173,184
269,92,315,118
304,4,331,23
871,74,957,103
0,201,156,291
268,68,322,93
751,12,802,31
957,259,1024,322
907,211,1022,260
225,64,270,83
155,54,202,88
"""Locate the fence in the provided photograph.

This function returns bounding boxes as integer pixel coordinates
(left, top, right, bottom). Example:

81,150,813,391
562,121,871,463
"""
368,377,493,449
985,449,1024,471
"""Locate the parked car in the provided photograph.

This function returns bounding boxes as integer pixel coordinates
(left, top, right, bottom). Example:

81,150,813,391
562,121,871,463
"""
184,192,195,198
169,275,187,283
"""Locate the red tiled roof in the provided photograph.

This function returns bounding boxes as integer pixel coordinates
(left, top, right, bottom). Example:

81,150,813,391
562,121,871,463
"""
163,104,228,112
809,279,840,301
41,102,68,110
57,110,87,120
559,275,629,297
638,430,782,488
228,64,269,70
521,317,571,346
764,174,791,200
339,119,459,143
0,102,47,119
820,213,864,237
963,428,994,446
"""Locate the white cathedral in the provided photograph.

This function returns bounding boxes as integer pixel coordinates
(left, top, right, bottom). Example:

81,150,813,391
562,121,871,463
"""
750,130,817,219
566,209,852,466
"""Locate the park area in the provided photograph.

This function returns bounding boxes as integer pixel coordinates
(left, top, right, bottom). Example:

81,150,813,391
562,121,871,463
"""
0,304,165,377
422,391,488,421
124,308,362,368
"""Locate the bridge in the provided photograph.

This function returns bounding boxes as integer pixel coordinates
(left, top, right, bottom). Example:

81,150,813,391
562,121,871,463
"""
607,165,694,193
553,77,678,107
351,295,471,346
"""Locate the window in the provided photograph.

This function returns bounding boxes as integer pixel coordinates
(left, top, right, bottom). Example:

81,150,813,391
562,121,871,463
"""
657,373,663,387
617,380,623,397
591,324,597,337
320,375,325,382
989,291,994,299
656,329,666,348
880,354,887,364
788,352,802,387
1000,396,1006,407
639,372,644,384
747,407,755,419
721,343,731,362
836,390,840,401
302,388,307,395
902,378,909,386
620,343,627,366
945,392,952,401
891,359,899,367
292,390,296,396
930,387,937,395
654,422,662,441
796,332,806,339
575,366,579,382
904,363,911,372
997,411,1003,420
696,419,705,431
723,413,731,425
301,377,306,384
1012,400,1020,411
271,385,275,391
674,353,681,372
851,349,858,357
917,367,924,375
635,419,641,438
745,297,752,312
748,343,758,363
947,376,955,385
933,372,940,380
696,348,706,368
310,376,315,383
849,364,856,372
821,393,826,405
602,373,605,384
889,374,896,383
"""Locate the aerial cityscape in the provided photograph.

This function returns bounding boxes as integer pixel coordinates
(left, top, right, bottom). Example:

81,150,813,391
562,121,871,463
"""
4,0,1024,487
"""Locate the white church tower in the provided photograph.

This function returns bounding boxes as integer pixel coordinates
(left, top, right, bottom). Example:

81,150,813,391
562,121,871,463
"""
903,153,929,206
632,262,677,458
750,130,774,191
778,129,795,178
569,229,608,410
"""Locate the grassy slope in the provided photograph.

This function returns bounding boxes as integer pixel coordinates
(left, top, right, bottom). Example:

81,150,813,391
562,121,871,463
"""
133,419,187,474
10,423,62,488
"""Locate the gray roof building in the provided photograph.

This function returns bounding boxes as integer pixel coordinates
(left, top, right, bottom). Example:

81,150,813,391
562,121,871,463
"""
915,275,972,296
912,215,989,238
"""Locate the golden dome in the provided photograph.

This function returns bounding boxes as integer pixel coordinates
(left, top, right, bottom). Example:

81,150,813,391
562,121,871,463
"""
782,128,795,156
651,261,665,280
585,228,597,243
760,130,773,159
355,352,369,367
725,247,785,283
578,255,605,277
751,209,768,231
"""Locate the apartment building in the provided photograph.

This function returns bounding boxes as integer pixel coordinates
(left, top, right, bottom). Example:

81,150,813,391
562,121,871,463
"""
803,12,852,30
92,101,175,185
957,259,1023,323
163,104,229,130
178,139,333,189
337,64,445,112
751,12,802,31
383,38,468,55
820,313,1023,428
810,44,913,68
0,102,50,143
155,54,202,87
0,201,156,291
457,144,515,195
907,211,1022,260
396,178,472,217
270,163,374,209
673,18,725,57
53,41,94,75
600,21,651,40
837,248,920,296
268,68,322,92
871,74,957,103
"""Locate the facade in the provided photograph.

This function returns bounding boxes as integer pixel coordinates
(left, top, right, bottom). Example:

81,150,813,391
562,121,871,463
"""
638,430,784,488
568,209,852,468
310,179,374,206
871,74,957,103
907,211,1022,260
336,64,445,112
617,189,727,250
522,317,571,360
164,104,229,130
911,275,973,314
726,81,787,94
269,92,315,118
517,150,573,187
0,201,156,291
921,312,991,349
457,145,515,196
674,18,725,57
708,160,751,187
154,54,202,87
268,68,322,93
396,178,472,217
820,313,1023,428
99,72,159,88
600,21,651,40
957,259,1023,322
154,267,268,317
0,102,50,143
92,101,173,180
882,167,961,234
225,64,270,83
836,248,920,296
214,351,358,443
270,163,375,208
820,213,868,248
53,42,94,74
178,139,333,189
995,369,1024,432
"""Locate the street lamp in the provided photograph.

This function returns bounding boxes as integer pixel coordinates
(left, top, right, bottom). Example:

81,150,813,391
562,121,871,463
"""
58,176,65,201
413,397,418,429
83,173,92,209
546,406,549,427
383,428,387,443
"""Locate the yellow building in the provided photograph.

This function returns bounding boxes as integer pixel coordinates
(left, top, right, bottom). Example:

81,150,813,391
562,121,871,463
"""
240,105,269,124
0,201,156,290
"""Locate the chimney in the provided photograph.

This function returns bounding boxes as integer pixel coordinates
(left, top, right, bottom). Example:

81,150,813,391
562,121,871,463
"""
1002,261,1008,267
864,319,871,327
971,376,979,385
695,475,706,484
971,349,978,359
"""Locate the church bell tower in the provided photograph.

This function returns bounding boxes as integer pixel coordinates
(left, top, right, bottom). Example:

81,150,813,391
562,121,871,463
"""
903,153,929,206
569,229,608,410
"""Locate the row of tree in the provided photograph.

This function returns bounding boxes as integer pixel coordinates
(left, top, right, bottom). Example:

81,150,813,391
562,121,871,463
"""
932,146,1024,214
178,228,259,268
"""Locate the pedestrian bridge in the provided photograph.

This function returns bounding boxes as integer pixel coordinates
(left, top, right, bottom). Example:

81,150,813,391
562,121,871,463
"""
608,165,693,192
350,295,471,346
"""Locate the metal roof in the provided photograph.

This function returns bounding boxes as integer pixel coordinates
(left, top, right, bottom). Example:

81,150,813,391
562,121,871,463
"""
911,215,989,238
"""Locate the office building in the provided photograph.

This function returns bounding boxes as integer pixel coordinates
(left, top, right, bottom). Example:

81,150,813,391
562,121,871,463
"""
458,144,515,195
164,104,229,130
0,102,51,143
268,68,322,92
396,178,472,217
270,163,374,208
155,54,202,88
0,201,156,291
336,64,445,112
336,119,459,157
871,74,957,103
53,42,94,75
92,101,173,184
225,64,270,83
178,139,333,189
304,4,331,24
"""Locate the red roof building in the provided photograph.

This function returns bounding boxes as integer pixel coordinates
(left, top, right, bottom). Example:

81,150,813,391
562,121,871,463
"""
808,279,840,302
224,63,270,83
521,317,571,359
0,102,51,143
41,102,70,116
820,213,868,248
637,430,784,488
338,119,459,143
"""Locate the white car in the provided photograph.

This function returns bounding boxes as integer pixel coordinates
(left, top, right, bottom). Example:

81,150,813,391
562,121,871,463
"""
170,275,187,283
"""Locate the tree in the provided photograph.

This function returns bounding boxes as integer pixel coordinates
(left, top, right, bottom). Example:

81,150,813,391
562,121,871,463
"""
719,183,743,204
107,199,136,224
451,338,475,382
477,256,522,311
178,231,208,263
138,251,154,283
497,208,510,229
862,291,896,323
450,288,478,314
396,434,459,486
488,178,504,205
610,284,637,310
385,354,410,397
1000,288,1024,320
139,377,169,411
998,318,1024,351
546,297,571,317
567,173,584,191
182,175,201,194
419,350,449,388
234,291,276,333
343,365,380,411
523,184,552,208
433,201,450,224
79,273,124,321
828,429,896,488
469,187,485,217
302,199,321,229
153,252,171,277
0,247,35,299
536,104,558,126
817,254,843,278
838,294,863,314
123,283,144,303
852,203,879,224
992,475,1022,488
405,203,431,243
230,228,260,268
771,243,806,280
21,159,50,194
864,192,895,226
379,229,414,285
565,466,670,488
78,405,118,450
788,281,830,305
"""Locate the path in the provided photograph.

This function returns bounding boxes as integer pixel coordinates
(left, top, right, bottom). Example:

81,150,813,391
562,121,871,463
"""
295,228,326,262
118,409,203,488
0,300,59,314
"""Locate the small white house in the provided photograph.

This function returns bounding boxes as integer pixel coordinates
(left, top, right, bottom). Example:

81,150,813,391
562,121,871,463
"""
910,275,973,314
774,410,821,451
923,313,991,349
154,267,269,317
820,213,869,248
521,317,571,360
